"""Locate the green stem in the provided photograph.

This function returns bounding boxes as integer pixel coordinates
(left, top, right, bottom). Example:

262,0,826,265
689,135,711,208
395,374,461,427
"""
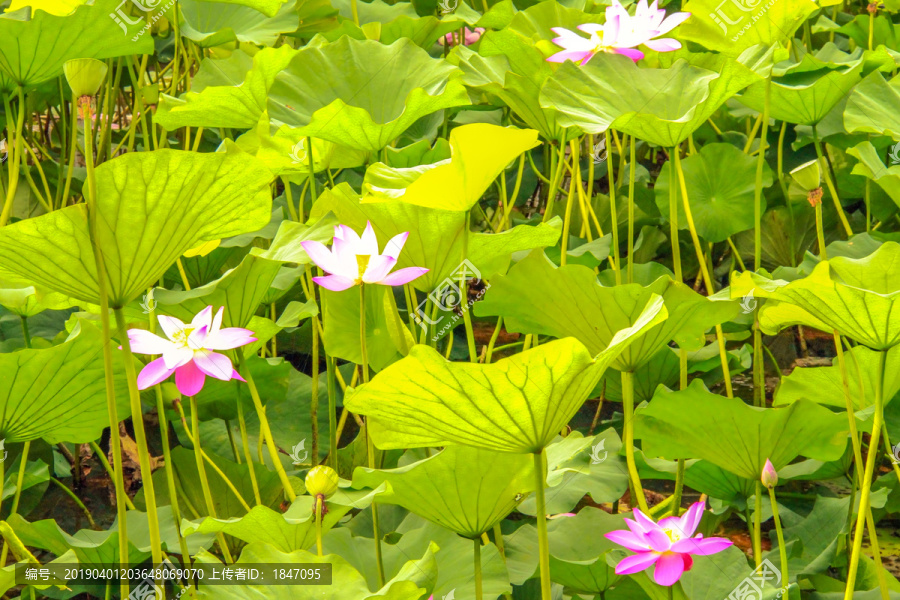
606,131,621,283
79,96,129,598
327,355,338,470
114,308,163,567
674,148,733,398
560,141,578,266
235,384,261,505
237,352,297,501
754,78,770,271
668,148,681,282
306,136,317,212
815,199,828,260
188,396,234,563
0,87,25,227
49,476,97,529
844,350,887,599
350,0,359,25
474,537,483,600
19,317,30,350
753,481,762,566
813,126,852,238
533,451,551,600
311,293,320,467
460,212,477,362
768,486,789,596
315,496,324,556
621,370,648,512
627,134,635,283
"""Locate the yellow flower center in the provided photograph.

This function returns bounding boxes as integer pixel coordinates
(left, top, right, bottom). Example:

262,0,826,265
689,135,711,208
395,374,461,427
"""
662,527,683,543
355,254,371,284
171,327,195,348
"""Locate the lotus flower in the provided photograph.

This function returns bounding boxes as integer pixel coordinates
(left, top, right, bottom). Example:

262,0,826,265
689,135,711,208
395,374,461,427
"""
439,27,485,46
548,0,690,64
301,222,429,292
604,502,732,586
761,458,778,489
127,306,255,396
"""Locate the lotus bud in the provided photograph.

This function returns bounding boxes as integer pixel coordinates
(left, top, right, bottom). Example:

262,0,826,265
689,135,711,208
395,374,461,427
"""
63,58,108,98
761,459,778,489
789,159,821,192
305,465,339,499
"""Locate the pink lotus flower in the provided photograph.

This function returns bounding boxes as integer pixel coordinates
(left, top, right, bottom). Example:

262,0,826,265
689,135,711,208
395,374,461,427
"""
547,0,690,64
301,222,429,292
128,306,255,396
761,458,778,489
604,502,732,586
438,27,485,46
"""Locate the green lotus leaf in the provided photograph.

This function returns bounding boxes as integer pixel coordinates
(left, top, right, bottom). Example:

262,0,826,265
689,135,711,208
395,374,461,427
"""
739,44,871,126
546,508,627,594
601,347,680,403
352,446,534,538
540,49,761,148
195,541,437,600
760,242,900,349
310,183,561,292
361,123,539,211
250,215,339,264
451,30,570,140
8,507,203,566
635,380,849,479
0,286,75,317
0,0,153,91
156,46,296,130
267,37,471,153
320,284,404,372
775,344,900,412
182,486,385,552
0,150,273,308
847,141,900,209
344,298,667,453
654,143,773,242
0,320,133,444
678,0,817,56
192,0,285,18
236,125,368,178
475,250,737,371
152,254,282,329
319,13,466,49
504,0,593,41
844,71,900,139
179,0,300,47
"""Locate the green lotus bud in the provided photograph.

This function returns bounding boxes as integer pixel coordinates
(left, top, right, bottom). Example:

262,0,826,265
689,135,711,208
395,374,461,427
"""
305,466,339,498
63,58,108,98
761,458,778,489
789,159,821,192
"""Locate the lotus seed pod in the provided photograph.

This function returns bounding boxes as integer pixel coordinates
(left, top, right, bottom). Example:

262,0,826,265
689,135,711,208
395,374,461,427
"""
789,159,821,192
63,58,108,98
761,459,778,489
305,465,339,498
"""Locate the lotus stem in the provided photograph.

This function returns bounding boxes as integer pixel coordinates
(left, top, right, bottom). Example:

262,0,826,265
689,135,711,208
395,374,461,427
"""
753,316,764,408
474,537,484,600
0,86,25,227
668,147,681,282
560,140,579,266
114,307,164,568
78,95,130,598
461,211,478,362
753,481,762,566
754,78,770,271
812,126,852,238
315,496,324,556
359,284,386,586
621,370,649,512
311,295,321,468
533,450,551,600
768,486,789,597
49,476,97,529
671,352,687,516
307,136,317,210
327,355,338,469
673,148,733,398
0,439,30,565
350,0,359,25
237,352,297,501
155,387,192,564
234,383,262,505
844,350,887,598
627,134,635,283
